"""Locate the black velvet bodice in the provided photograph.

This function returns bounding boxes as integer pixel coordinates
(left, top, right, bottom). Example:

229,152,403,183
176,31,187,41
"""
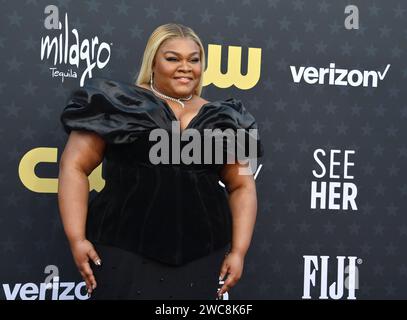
60,77,263,266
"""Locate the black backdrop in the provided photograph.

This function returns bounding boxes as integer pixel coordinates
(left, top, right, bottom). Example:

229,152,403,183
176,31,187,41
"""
0,0,406,300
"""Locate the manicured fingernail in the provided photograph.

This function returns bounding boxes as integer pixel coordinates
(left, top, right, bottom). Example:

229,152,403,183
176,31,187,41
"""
92,284,96,290
218,276,222,281
95,259,102,266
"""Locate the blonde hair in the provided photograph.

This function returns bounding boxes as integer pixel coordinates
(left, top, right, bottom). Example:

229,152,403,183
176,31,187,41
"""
135,23,206,97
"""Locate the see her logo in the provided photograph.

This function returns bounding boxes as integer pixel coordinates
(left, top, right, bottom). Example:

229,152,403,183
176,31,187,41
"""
310,149,358,211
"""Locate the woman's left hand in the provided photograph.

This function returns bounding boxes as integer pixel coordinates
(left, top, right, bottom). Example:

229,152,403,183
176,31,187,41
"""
217,250,245,298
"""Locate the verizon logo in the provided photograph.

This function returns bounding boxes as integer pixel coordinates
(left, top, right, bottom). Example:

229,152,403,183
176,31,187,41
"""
290,63,390,87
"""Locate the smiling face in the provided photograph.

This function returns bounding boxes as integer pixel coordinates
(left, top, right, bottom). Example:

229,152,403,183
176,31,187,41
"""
151,37,202,98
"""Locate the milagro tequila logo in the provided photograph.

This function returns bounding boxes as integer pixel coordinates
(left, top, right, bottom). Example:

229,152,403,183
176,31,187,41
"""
40,5,112,86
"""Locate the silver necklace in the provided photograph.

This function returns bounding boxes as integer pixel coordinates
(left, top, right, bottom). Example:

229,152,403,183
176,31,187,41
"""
149,75,193,108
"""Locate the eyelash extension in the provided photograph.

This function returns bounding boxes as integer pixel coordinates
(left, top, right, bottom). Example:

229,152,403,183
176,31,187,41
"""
166,58,200,62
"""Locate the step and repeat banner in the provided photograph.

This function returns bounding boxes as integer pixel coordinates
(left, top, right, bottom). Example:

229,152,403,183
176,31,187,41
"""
0,0,406,300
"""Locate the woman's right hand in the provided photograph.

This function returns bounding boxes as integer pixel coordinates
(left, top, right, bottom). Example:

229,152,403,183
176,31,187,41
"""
69,239,102,295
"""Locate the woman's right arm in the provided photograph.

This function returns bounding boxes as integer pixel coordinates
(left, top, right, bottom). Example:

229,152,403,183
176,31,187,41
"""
57,130,106,296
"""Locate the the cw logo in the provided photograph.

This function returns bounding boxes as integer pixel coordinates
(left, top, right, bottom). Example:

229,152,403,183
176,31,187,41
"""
204,44,261,89
19,148,263,193
18,147,104,193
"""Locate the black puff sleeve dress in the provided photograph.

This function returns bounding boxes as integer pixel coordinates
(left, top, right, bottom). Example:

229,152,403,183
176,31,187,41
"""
60,77,263,300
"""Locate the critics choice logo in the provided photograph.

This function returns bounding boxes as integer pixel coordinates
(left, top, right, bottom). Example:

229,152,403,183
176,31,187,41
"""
40,5,112,86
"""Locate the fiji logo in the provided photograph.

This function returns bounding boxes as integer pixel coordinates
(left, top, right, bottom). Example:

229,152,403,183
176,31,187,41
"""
302,255,361,300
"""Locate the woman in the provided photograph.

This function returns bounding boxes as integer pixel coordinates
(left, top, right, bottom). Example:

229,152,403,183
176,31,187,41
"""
58,23,263,300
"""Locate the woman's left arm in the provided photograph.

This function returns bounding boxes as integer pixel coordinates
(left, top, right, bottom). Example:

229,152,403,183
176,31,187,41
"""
217,161,257,297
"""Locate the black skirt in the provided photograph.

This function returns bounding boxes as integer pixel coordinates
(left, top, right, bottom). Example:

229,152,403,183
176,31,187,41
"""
89,243,230,300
